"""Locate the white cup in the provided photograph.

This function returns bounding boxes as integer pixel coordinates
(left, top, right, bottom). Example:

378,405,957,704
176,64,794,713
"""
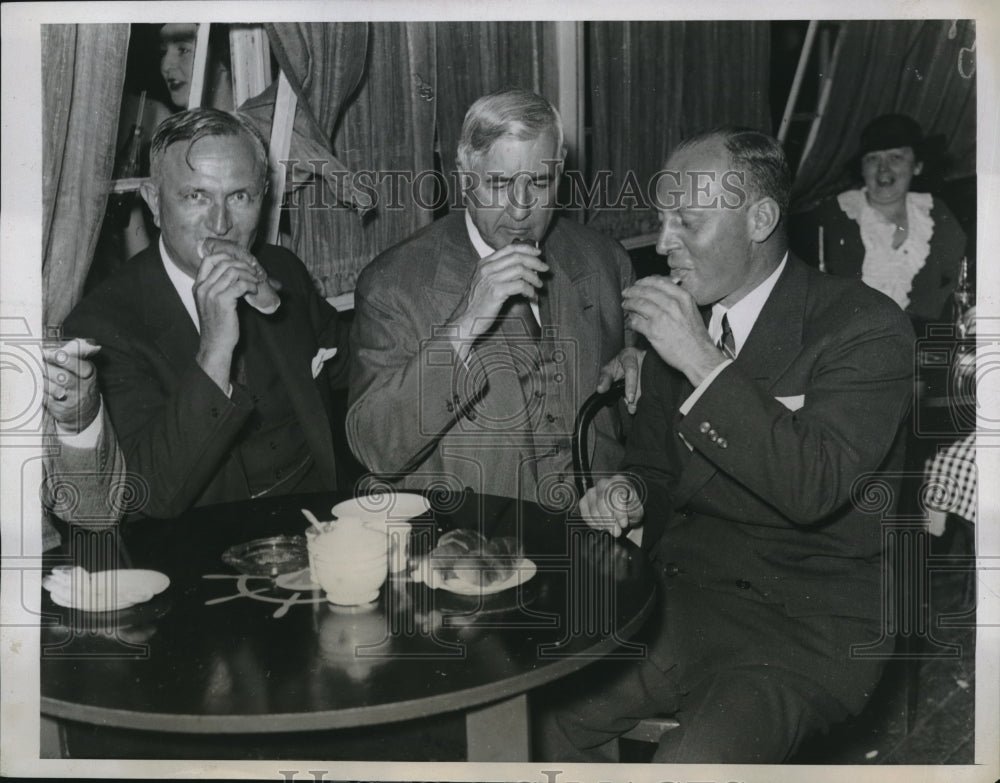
306,519,388,606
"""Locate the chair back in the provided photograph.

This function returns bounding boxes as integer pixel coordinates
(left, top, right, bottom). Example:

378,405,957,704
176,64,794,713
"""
571,379,626,497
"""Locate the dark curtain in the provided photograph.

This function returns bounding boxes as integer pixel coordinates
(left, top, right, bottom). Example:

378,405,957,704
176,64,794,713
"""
434,22,549,179
42,24,129,327
792,20,976,209
587,21,771,239
303,22,437,296
238,23,374,295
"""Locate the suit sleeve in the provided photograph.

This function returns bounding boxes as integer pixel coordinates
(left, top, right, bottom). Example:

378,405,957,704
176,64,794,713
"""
345,262,488,474
44,405,128,524
620,357,683,553
678,303,914,525
63,307,255,519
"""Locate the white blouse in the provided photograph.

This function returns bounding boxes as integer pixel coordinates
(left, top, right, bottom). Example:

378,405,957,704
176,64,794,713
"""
837,189,934,311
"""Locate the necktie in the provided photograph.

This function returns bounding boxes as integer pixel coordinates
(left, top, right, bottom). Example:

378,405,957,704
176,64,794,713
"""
717,313,736,359
502,295,541,341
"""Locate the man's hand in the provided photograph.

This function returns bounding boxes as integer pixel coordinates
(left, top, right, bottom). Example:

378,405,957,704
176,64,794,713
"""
201,238,281,312
578,475,644,538
622,276,725,387
597,346,646,414
193,244,261,391
447,243,549,358
42,339,102,435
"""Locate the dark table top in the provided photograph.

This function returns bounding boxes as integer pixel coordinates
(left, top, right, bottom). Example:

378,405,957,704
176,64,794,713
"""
41,490,658,733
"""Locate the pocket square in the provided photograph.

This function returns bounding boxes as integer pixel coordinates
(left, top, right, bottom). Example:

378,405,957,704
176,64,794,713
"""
775,394,805,411
311,347,338,379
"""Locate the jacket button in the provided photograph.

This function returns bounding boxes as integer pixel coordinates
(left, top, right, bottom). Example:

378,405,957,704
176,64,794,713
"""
736,579,752,590
446,401,454,413
708,429,719,442
718,438,728,449
699,421,711,434
663,562,680,577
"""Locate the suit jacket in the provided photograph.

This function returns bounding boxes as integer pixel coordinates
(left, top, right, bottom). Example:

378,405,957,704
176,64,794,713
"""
626,255,914,622
789,193,966,324
63,243,347,519
347,212,634,502
42,405,127,548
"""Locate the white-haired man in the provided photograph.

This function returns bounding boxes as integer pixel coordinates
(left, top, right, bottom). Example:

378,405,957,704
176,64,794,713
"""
348,87,636,502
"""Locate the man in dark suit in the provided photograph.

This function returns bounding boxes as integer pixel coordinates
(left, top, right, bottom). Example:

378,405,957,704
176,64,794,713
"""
347,88,635,502
64,109,348,519
537,128,915,762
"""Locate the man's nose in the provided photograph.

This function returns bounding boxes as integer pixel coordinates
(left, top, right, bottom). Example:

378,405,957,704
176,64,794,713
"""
207,201,232,236
655,213,679,254
506,180,533,221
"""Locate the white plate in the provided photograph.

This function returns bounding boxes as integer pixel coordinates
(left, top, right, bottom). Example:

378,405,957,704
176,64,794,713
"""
44,569,170,612
417,557,536,596
332,492,430,523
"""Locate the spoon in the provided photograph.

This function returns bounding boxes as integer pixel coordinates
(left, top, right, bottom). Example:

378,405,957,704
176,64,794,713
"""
300,508,326,533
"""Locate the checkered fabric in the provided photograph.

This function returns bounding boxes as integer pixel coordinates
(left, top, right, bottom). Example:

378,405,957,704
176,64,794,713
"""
925,433,977,524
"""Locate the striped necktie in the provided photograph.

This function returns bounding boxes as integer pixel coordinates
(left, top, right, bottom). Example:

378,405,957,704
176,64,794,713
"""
717,313,736,360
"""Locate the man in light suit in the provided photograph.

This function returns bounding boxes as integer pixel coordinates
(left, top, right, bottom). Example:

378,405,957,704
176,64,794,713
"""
64,109,348,519
347,88,635,503
537,128,915,762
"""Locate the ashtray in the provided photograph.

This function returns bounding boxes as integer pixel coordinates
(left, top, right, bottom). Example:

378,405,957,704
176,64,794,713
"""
222,535,309,577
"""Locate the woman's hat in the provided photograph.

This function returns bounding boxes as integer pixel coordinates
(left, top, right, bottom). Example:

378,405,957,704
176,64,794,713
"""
850,114,946,170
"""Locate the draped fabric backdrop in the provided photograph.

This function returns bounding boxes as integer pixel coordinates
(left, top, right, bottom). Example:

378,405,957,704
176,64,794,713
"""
306,22,438,297
587,21,771,239
434,22,549,179
262,22,380,297
42,24,129,327
792,20,976,210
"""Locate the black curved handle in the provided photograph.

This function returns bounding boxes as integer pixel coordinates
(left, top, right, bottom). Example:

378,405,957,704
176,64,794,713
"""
571,378,626,497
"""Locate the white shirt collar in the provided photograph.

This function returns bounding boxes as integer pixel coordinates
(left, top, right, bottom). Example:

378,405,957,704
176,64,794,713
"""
708,252,788,356
464,209,495,259
159,237,201,332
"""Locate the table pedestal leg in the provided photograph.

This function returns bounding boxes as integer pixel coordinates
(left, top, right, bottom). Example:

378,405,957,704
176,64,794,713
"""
465,693,530,761
40,715,66,758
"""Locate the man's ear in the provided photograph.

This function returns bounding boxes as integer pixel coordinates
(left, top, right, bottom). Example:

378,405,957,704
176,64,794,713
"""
914,160,925,177
747,197,781,243
139,180,161,228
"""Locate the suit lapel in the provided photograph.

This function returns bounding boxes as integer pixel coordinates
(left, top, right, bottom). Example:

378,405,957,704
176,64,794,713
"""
671,257,809,508
542,219,599,391
141,246,202,375
734,257,807,392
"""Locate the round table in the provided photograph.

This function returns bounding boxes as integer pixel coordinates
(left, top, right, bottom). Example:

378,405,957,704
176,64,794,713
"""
40,490,658,761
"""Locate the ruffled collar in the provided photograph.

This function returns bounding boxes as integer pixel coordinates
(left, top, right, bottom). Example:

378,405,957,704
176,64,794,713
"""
837,189,934,311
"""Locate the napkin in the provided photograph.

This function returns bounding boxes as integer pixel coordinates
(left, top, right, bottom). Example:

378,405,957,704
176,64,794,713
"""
42,566,164,611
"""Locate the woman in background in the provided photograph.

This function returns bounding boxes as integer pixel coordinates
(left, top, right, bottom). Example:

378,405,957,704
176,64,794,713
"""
792,114,966,329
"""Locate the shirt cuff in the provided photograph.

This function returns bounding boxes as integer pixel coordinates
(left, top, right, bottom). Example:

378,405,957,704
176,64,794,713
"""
55,399,104,448
679,359,733,415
